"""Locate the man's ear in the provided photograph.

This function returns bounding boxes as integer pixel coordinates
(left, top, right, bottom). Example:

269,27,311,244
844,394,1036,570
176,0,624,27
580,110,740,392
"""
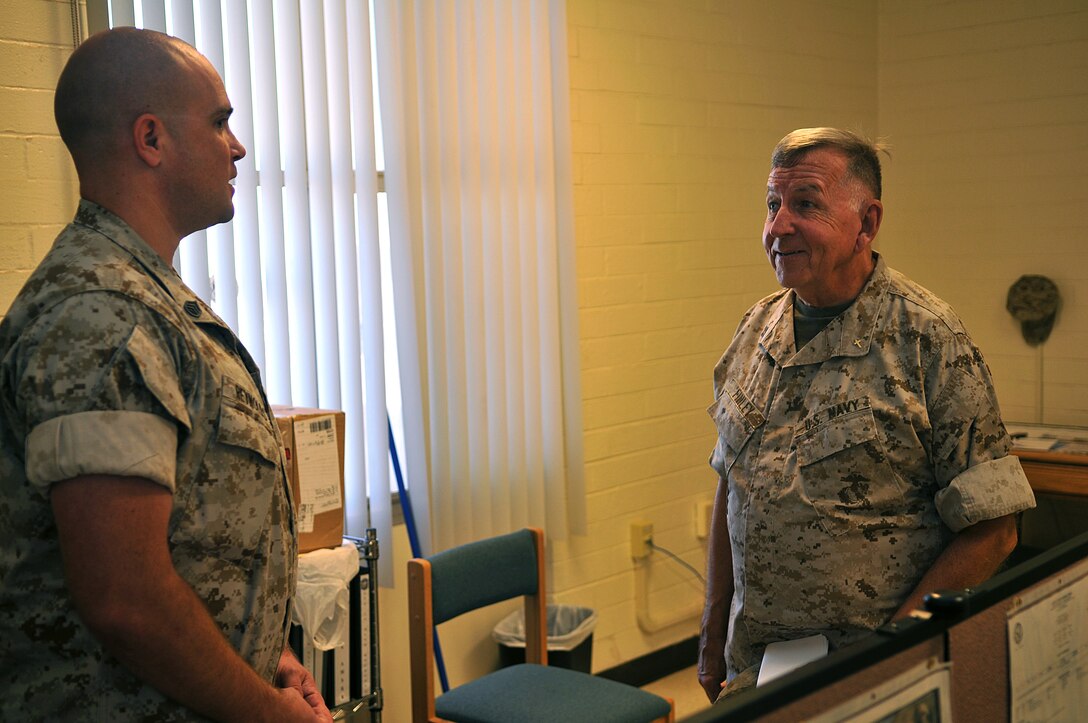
133,113,165,168
856,199,883,252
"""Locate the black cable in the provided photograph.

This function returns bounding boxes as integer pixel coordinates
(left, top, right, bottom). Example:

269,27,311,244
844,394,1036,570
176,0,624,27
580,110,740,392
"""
646,540,706,586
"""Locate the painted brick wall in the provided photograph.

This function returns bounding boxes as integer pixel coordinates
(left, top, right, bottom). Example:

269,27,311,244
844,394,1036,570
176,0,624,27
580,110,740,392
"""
878,0,1088,425
560,0,879,670
561,0,1088,675
0,1,80,319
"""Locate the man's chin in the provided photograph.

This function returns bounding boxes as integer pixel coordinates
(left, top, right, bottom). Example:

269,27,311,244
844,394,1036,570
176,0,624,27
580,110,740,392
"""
774,270,801,290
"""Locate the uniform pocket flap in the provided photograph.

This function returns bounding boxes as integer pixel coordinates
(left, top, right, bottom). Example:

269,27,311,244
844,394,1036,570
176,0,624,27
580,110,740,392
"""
796,406,878,467
217,381,280,465
709,378,766,450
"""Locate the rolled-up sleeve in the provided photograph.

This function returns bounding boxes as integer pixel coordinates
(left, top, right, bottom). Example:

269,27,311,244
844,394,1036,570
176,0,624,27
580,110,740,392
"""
13,292,191,491
934,455,1036,532
927,334,1036,532
26,410,178,490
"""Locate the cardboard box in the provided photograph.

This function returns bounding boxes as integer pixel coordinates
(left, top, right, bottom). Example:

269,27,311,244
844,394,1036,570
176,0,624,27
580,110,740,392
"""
273,406,346,553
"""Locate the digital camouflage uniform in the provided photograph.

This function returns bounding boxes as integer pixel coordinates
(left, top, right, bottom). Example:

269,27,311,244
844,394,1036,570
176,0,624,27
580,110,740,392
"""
0,201,297,721
708,254,1035,679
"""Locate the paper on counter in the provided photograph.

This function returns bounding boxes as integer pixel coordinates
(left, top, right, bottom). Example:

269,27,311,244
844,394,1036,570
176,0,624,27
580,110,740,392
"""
1012,437,1060,451
757,634,829,687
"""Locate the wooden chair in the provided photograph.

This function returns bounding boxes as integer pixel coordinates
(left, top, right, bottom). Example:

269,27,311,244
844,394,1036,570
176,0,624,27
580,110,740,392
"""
408,527,675,723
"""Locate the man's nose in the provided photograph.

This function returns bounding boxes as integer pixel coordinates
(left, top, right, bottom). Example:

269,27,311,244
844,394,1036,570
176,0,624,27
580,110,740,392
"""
767,206,793,237
230,132,247,162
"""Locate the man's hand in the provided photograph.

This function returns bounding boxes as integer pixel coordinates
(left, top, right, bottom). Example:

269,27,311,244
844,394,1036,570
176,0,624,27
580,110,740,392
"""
697,644,727,703
275,649,333,722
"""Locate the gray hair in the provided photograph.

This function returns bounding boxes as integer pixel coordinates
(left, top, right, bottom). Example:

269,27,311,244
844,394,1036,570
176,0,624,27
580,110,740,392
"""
771,128,887,201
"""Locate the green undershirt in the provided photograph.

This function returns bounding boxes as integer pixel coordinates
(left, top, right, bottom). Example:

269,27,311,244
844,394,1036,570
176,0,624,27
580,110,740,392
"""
793,296,854,350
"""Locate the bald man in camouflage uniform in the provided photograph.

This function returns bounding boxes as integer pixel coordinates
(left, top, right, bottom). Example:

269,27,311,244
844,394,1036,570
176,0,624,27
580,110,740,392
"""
0,29,330,721
698,128,1036,702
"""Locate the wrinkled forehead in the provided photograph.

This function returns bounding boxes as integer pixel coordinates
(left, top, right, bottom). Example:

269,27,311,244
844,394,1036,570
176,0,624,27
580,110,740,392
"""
766,149,849,196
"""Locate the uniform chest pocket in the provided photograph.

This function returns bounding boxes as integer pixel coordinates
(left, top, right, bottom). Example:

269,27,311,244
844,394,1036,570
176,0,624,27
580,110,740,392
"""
169,378,283,567
708,378,765,477
218,393,281,465
794,405,905,536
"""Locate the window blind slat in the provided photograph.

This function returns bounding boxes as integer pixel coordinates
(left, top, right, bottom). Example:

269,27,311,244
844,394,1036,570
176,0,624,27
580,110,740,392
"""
475,0,511,533
169,0,195,44
109,1,136,27
272,1,318,405
138,1,165,31
222,0,263,371
346,0,390,557
196,1,239,329
494,0,528,528
322,0,366,537
248,0,291,402
298,3,340,409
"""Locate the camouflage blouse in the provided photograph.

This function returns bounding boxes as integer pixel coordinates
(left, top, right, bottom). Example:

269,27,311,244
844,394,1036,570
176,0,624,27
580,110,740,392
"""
707,254,1035,678
0,201,297,720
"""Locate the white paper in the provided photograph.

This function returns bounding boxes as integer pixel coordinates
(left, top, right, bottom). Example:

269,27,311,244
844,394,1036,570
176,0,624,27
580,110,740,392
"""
1008,563,1088,722
293,415,342,516
1006,423,1088,443
1013,437,1060,451
757,634,829,686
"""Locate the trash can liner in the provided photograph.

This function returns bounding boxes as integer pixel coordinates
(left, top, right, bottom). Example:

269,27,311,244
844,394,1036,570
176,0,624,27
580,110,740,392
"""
291,542,358,651
491,605,597,652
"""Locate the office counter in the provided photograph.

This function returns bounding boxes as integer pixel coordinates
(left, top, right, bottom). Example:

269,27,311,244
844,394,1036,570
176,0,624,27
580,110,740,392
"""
1007,423,1088,554
1007,422,1088,496
1013,448,1088,496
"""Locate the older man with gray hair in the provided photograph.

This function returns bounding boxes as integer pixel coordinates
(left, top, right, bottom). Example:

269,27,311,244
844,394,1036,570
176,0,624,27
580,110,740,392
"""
698,127,1036,701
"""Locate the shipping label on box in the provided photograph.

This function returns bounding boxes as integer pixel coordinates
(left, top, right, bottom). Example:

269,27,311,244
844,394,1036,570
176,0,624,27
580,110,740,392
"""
293,415,343,526
273,406,346,553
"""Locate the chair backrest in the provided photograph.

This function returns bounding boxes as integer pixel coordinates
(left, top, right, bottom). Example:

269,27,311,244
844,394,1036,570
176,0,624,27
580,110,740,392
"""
408,528,549,722
428,528,541,624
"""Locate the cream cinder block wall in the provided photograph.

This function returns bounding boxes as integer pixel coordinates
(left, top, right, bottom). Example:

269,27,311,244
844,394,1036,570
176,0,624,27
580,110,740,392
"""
558,0,879,672
877,0,1088,425
0,1,80,319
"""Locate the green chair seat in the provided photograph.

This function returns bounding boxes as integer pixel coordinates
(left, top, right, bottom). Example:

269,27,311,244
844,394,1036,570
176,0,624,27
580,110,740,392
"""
435,663,673,723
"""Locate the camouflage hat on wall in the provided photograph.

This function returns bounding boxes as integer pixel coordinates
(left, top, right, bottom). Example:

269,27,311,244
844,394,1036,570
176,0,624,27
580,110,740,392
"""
1006,275,1060,345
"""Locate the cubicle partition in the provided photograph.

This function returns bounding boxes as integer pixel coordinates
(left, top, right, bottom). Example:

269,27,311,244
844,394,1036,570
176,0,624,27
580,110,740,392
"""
682,531,1088,722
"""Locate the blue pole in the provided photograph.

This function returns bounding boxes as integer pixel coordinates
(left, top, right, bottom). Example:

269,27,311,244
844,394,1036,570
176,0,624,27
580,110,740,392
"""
388,416,450,693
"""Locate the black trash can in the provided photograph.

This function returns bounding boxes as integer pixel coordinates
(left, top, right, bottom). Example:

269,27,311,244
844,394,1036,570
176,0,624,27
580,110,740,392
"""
492,604,597,672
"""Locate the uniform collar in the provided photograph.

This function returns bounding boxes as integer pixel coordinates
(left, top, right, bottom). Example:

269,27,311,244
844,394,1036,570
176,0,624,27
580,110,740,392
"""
759,253,889,367
72,199,231,331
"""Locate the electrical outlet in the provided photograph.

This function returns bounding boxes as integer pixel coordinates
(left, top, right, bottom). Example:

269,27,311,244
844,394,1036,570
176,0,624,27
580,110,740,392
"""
630,520,653,559
695,499,714,539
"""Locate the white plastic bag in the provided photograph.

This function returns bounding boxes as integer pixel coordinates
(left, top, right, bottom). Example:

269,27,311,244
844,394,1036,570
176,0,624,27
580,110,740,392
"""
492,605,597,651
291,542,358,651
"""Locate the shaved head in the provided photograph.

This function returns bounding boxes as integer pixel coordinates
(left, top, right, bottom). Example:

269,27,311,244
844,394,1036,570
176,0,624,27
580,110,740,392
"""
54,28,206,169
52,27,246,255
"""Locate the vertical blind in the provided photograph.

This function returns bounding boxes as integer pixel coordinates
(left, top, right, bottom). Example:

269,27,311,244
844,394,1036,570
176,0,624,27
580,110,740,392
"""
91,0,393,578
90,0,588,566
375,0,586,553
